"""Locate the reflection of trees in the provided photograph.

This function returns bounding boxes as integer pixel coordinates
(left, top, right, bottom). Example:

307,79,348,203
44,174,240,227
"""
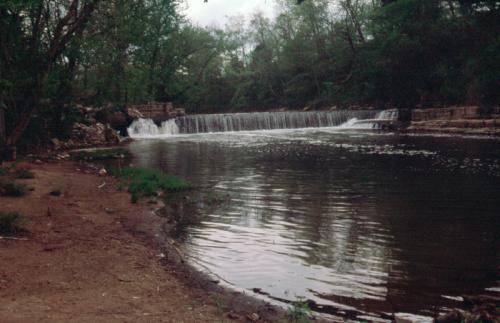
377,171,499,315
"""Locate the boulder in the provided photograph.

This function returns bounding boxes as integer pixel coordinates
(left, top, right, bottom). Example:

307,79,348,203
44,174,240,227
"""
104,124,120,144
174,108,186,117
126,108,144,119
435,310,464,323
69,122,119,148
50,138,61,150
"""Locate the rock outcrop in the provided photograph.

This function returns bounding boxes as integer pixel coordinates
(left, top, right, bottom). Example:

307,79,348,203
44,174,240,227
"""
50,122,121,150
408,106,500,136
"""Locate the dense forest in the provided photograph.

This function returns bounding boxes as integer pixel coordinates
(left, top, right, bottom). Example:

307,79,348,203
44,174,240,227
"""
0,0,499,150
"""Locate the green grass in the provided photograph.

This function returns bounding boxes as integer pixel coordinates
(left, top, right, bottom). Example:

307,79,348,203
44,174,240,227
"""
0,181,27,197
287,299,311,323
0,212,24,234
107,167,191,203
70,148,131,161
0,165,35,179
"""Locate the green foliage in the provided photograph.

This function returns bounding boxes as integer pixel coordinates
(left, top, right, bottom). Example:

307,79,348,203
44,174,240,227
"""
107,167,190,203
70,148,131,161
0,212,24,234
0,181,27,197
287,299,312,323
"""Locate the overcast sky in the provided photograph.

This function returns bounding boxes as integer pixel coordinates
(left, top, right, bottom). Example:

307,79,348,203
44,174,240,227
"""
183,0,277,27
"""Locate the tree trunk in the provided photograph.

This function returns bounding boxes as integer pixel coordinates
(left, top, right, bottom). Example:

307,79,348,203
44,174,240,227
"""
0,106,5,143
0,105,5,163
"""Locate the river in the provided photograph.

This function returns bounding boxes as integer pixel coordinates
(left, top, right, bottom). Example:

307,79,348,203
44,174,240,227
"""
126,117,499,320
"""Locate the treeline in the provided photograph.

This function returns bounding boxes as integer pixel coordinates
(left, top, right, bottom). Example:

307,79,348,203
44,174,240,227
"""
207,0,500,111
0,0,499,150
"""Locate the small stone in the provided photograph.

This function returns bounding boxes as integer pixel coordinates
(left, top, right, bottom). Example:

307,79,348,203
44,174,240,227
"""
247,313,259,322
98,168,107,176
49,190,62,197
34,159,43,164
51,138,61,150
227,312,240,320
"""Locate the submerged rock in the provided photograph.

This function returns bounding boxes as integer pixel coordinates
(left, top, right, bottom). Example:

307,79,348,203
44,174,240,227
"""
394,313,433,323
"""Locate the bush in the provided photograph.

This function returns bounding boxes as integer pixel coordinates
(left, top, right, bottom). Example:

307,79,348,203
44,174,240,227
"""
107,167,190,203
0,181,27,197
0,212,24,234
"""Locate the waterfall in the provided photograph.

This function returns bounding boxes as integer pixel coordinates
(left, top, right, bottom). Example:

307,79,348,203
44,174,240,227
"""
339,109,399,129
128,118,179,138
127,110,382,137
375,109,398,120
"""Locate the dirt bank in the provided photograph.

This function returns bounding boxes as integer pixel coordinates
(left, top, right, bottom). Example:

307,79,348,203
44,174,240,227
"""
0,161,284,322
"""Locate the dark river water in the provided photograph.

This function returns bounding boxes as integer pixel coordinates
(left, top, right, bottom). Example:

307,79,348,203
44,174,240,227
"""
126,129,499,320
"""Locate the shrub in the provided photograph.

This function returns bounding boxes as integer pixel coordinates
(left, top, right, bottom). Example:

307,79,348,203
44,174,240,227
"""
0,212,24,234
0,181,27,197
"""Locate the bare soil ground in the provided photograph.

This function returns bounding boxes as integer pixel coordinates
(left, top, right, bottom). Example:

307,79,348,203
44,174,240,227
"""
0,161,281,323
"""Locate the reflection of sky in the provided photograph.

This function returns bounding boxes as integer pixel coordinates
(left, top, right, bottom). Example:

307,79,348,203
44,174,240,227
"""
183,0,277,27
179,164,393,306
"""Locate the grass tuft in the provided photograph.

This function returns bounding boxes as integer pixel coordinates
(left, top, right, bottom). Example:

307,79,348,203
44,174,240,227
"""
287,299,312,323
0,181,27,197
0,212,24,234
15,168,35,179
70,148,131,161
107,167,191,203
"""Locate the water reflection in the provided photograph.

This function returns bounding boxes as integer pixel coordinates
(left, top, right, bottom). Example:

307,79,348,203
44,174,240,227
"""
127,130,499,317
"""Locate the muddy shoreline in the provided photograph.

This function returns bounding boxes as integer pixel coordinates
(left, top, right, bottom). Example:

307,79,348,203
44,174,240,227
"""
0,160,303,322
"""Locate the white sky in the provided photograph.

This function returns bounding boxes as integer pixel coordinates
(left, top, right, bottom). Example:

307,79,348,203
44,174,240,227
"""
183,0,277,27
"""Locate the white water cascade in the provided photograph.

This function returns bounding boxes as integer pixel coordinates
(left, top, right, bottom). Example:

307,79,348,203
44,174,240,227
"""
128,118,179,138
339,109,399,129
126,109,396,137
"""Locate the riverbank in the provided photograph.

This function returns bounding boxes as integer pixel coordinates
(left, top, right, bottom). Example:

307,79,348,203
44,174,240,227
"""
0,160,285,322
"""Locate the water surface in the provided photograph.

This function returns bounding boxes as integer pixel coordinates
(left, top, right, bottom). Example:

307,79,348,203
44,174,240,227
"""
127,129,499,319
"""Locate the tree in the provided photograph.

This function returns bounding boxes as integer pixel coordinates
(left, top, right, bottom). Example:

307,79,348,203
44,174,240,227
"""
0,0,99,156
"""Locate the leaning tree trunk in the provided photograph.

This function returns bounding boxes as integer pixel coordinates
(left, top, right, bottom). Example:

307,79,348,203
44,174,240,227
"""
0,104,6,163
